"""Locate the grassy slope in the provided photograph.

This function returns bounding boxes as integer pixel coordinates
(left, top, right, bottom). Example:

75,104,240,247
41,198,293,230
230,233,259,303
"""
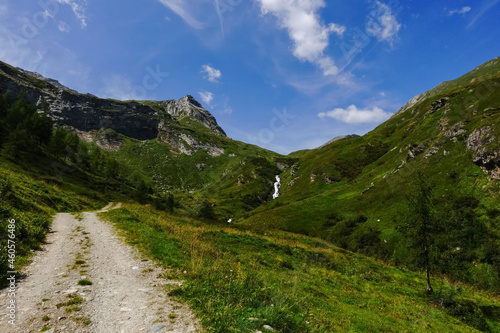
240,57,500,248
101,203,500,332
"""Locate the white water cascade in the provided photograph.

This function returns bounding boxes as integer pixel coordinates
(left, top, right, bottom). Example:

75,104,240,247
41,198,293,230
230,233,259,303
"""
272,175,281,199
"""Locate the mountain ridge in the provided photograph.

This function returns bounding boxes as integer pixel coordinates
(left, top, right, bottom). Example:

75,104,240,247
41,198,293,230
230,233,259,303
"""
0,60,226,151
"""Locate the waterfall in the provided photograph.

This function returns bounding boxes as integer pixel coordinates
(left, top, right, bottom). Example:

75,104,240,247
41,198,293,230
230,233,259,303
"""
272,175,281,199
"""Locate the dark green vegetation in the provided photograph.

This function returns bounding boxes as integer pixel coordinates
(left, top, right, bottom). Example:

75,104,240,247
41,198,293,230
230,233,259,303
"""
101,203,500,332
77,279,93,286
1,57,500,331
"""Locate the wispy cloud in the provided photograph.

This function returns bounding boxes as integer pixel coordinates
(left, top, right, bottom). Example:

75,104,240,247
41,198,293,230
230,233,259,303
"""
101,74,149,101
448,6,472,16
467,0,500,30
366,1,401,46
0,3,7,17
0,25,44,70
318,105,392,124
55,0,87,28
157,0,204,29
201,65,222,83
221,96,233,114
199,90,214,106
58,21,71,33
256,0,345,76
214,0,225,39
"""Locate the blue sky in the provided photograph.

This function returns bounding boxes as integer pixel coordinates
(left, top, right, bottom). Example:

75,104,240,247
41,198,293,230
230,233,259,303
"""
1,0,499,154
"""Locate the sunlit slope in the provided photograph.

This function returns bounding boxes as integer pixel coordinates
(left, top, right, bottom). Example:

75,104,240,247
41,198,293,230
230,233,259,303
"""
241,56,500,269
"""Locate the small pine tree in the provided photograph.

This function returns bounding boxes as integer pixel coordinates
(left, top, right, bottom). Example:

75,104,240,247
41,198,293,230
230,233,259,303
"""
49,127,67,159
153,193,175,213
166,194,175,213
134,180,150,204
198,199,216,221
401,172,438,294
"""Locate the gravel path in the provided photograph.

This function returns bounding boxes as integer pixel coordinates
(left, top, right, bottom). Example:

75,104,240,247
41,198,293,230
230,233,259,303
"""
0,203,200,333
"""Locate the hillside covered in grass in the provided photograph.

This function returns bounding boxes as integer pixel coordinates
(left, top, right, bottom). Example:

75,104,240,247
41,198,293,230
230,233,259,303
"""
101,203,500,332
239,57,500,290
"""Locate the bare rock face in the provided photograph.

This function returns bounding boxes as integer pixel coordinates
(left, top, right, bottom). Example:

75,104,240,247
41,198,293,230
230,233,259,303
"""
445,122,466,142
95,129,125,152
156,122,224,156
428,97,450,115
158,95,226,137
466,126,500,179
466,126,494,151
46,91,161,141
406,144,427,160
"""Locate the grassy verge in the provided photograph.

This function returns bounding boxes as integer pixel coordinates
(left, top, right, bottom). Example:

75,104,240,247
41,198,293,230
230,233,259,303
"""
101,203,500,332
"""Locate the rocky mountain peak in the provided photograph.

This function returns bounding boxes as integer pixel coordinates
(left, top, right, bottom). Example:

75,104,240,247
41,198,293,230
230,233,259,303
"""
160,95,226,137
181,94,203,108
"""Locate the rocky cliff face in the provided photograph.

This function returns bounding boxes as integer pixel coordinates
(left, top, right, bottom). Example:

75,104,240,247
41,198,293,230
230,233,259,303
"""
159,95,226,136
0,61,226,152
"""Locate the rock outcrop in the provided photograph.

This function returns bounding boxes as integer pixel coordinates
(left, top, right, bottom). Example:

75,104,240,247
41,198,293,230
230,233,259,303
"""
466,126,500,179
158,95,226,136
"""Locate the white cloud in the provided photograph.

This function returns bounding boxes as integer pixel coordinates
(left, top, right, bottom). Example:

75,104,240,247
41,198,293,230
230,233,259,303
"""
257,0,345,76
318,105,392,124
58,21,71,33
55,0,87,28
43,10,54,19
222,97,233,114
366,1,401,45
467,0,499,29
448,6,471,16
214,0,225,39
198,90,214,106
101,74,150,101
201,65,222,83
157,0,204,29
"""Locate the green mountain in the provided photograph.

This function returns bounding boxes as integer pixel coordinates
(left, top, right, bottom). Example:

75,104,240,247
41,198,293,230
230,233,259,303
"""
242,56,500,286
1,57,500,331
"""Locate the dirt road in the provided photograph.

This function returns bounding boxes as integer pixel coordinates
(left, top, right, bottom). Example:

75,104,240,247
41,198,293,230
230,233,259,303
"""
0,203,200,333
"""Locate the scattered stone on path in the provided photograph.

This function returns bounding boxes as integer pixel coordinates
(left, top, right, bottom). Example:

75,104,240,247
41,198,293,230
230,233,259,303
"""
149,323,166,332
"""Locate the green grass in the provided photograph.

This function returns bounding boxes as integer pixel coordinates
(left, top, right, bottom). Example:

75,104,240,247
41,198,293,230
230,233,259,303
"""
77,279,93,286
101,203,500,332
65,305,82,313
56,295,83,309
72,316,91,325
